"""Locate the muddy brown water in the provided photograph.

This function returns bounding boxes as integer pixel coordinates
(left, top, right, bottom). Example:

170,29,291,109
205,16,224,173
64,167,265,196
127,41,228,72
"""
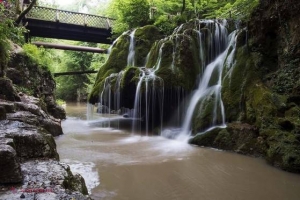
56,103,300,200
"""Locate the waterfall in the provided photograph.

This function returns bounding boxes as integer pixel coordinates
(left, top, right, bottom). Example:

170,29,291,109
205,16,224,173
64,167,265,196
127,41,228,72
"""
154,42,165,71
97,72,124,127
131,40,166,135
176,20,238,139
108,30,130,54
93,20,239,138
132,67,164,136
127,29,137,66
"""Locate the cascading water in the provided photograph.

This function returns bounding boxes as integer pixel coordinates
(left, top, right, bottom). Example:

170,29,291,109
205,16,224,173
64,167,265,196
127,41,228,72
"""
176,20,238,139
127,29,136,66
96,29,165,134
96,72,124,127
132,58,164,135
93,19,238,138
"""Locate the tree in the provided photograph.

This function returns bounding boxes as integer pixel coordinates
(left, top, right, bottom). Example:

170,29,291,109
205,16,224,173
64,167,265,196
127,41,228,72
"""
107,0,150,35
55,42,96,101
181,0,186,14
15,0,37,25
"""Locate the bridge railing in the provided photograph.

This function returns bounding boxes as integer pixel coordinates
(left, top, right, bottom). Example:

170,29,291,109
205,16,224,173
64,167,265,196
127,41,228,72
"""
25,5,114,29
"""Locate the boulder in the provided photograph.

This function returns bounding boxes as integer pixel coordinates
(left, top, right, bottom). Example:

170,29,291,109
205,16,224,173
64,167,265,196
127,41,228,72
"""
40,118,63,137
0,120,59,160
0,78,20,102
0,143,22,184
189,123,265,156
47,105,66,120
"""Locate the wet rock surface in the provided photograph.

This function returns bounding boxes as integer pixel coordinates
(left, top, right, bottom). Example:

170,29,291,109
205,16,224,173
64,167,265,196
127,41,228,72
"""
0,140,22,184
0,120,59,160
0,97,90,198
0,160,91,200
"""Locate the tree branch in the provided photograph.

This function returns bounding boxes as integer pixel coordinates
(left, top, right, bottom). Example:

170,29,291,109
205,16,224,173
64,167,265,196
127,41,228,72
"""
15,0,37,25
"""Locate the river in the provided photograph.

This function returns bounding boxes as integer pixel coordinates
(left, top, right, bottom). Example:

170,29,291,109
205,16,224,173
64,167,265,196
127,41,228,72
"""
56,103,300,200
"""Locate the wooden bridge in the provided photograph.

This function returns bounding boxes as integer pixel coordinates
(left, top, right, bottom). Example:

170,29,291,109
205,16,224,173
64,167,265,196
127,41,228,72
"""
24,5,115,44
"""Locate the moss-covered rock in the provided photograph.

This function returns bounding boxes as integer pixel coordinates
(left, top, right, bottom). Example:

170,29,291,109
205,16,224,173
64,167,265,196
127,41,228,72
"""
189,123,266,156
6,47,65,119
62,164,88,195
264,129,300,172
89,26,163,103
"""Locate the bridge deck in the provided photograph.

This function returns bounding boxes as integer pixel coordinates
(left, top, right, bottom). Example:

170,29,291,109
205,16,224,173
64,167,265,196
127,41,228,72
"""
24,6,114,44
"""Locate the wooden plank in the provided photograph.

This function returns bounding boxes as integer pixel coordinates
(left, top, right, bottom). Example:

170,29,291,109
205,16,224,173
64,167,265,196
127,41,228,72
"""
32,41,108,53
53,70,98,77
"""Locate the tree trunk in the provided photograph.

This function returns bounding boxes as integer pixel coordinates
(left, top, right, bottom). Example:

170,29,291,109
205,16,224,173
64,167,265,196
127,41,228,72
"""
181,0,186,15
15,0,37,25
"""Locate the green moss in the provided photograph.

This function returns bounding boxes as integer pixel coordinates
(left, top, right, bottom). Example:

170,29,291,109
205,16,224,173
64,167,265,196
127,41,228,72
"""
192,96,216,133
189,128,222,146
285,106,300,118
0,39,10,77
134,26,163,66
146,41,160,68
62,165,88,195
89,34,129,103
121,66,139,88
89,26,163,103
266,130,300,172
42,131,59,160
222,47,256,122
214,129,233,149
135,25,162,42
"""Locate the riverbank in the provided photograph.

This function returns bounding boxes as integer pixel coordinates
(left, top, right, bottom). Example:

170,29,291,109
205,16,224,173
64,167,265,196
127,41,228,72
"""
0,42,92,199
0,96,91,199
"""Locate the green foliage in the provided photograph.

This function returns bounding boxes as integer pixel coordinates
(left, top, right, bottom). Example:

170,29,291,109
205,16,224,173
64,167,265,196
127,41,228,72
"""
55,42,96,101
0,1,27,77
107,0,151,35
211,0,259,19
106,0,259,37
56,99,66,106
22,44,54,68
154,15,177,35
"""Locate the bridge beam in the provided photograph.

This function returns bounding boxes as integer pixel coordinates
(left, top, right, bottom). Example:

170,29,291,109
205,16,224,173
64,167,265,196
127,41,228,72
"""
53,70,98,77
32,42,108,53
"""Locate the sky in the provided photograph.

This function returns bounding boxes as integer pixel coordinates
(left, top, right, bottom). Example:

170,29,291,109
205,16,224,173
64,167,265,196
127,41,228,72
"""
39,0,75,6
38,0,111,14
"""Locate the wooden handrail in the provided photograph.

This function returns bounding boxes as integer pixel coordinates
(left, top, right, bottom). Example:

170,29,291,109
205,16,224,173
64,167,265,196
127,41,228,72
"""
25,5,115,20
25,5,115,29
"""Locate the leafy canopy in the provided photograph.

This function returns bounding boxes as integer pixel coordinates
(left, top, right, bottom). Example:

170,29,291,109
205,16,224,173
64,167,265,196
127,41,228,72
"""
106,0,259,36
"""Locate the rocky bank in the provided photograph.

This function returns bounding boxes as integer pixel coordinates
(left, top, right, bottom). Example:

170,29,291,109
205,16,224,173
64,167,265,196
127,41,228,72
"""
0,44,91,199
